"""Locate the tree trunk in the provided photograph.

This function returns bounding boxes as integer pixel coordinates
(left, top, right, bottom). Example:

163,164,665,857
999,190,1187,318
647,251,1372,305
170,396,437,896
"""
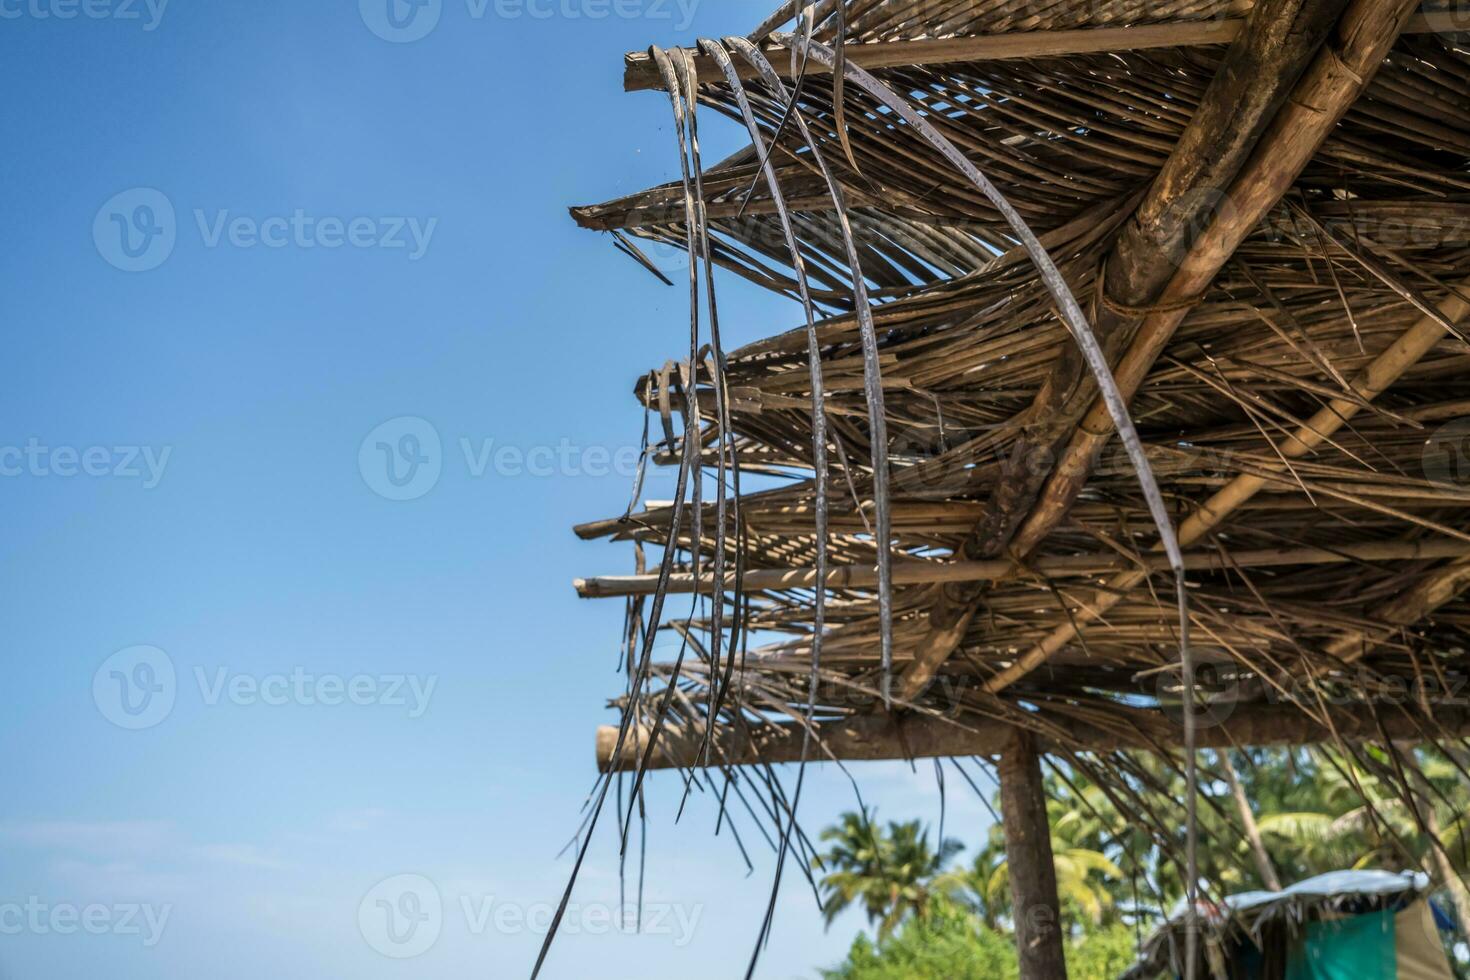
1406,763,1470,941
1217,750,1282,891
999,729,1068,980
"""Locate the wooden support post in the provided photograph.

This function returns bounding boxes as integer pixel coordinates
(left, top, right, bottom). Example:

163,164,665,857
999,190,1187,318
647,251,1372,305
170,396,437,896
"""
999,729,1068,980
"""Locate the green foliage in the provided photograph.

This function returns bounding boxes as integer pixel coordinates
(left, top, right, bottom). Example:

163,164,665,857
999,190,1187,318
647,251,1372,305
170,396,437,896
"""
815,746,1470,978
819,898,1140,980
1065,925,1140,980
819,897,1018,980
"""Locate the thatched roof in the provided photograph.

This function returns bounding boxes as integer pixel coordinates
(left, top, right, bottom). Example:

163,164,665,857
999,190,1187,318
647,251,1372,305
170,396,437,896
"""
547,0,1470,971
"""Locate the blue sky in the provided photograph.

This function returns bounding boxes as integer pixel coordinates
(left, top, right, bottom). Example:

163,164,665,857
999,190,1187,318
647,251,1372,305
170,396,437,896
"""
0,3,994,977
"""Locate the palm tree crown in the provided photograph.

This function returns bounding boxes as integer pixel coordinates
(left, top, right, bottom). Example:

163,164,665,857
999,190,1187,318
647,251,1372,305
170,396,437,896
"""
814,809,964,939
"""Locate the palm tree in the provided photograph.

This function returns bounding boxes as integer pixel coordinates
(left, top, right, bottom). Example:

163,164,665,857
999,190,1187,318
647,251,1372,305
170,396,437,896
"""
814,809,964,939
941,821,1124,930
1249,746,1470,938
812,744,1470,967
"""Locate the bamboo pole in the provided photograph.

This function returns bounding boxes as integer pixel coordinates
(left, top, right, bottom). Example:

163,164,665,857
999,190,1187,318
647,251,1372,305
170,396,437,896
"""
895,0,1419,701
573,537,1470,599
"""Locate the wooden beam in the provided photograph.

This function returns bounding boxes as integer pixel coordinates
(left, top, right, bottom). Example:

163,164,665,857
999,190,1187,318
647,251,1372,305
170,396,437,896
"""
573,537,1470,598
621,15,1449,93
595,702,1470,771
1000,729,1068,980
624,21,1243,92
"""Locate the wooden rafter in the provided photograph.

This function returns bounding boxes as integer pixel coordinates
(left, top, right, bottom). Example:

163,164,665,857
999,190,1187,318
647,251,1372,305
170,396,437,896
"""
896,0,1424,700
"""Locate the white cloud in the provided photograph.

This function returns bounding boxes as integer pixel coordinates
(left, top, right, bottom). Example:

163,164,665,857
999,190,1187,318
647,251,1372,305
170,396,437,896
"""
0,819,174,856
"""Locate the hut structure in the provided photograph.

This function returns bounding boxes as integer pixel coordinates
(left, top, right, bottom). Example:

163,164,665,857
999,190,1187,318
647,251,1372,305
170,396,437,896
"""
1121,870,1455,978
556,1,1470,977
